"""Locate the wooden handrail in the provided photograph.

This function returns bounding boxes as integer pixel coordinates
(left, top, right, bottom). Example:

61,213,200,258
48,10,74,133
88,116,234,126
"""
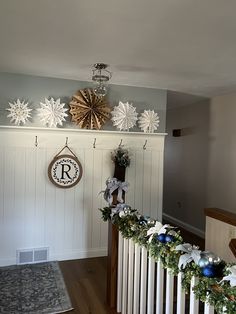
205,207,236,260
229,238,236,258
204,207,236,227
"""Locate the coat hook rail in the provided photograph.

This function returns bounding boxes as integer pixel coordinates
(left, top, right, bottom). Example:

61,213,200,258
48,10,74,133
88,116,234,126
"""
35,136,38,147
119,139,123,147
93,138,96,149
143,139,147,150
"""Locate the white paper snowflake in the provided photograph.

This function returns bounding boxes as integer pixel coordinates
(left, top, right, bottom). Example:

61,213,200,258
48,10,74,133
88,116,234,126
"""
6,99,32,125
138,110,160,133
111,101,138,131
37,98,68,127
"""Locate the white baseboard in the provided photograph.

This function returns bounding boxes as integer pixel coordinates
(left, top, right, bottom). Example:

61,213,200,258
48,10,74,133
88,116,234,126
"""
162,213,205,238
0,248,108,267
0,258,16,267
50,247,108,262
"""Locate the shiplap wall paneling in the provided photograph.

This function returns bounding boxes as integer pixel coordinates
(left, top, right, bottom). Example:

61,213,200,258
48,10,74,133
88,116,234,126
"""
71,149,85,252
35,148,47,248
44,148,57,254
24,147,37,249
126,149,163,220
92,149,104,250
125,151,136,207
133,150,144,213
3,148,16,260
14,147,26,251
100,149,113,247
142,150,152,217
153,150,163,221
0,128,165,266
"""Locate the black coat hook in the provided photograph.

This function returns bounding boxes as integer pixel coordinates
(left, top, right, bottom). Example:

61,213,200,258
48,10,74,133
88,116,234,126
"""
93,138,96,149
65,137,68,146
35,136,38,147
119,139,123,147
143,140,147,150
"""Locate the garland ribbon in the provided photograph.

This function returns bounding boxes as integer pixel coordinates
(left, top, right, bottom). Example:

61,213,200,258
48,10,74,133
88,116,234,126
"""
102,178,129,205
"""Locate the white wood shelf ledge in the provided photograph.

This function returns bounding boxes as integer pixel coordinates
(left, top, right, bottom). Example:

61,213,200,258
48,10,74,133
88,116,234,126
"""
0,125,167,136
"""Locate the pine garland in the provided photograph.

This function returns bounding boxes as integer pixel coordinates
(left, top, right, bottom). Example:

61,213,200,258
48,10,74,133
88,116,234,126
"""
100,206,236,313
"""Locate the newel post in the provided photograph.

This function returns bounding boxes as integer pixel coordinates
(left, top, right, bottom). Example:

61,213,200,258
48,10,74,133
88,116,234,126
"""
107,164,126,309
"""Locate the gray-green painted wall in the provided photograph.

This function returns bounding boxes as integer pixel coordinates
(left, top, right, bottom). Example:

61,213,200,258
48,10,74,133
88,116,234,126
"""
0,73,166,132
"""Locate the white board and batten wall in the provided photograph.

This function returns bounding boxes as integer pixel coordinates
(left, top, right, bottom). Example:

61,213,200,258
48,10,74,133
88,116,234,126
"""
0,126,166,266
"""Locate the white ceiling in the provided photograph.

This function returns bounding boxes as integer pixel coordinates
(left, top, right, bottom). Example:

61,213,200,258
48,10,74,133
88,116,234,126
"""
1,0,236,97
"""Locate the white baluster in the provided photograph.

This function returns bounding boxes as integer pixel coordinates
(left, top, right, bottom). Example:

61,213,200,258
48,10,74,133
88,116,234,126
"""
117,232,123,313
189,276,199,314
122,238,129,314
127,239,134,314
140,247,147,314
147,256,155,314
133,244,141,314
165,268,174,314
204,301,214,314
176,272,185,314
156,259,164,314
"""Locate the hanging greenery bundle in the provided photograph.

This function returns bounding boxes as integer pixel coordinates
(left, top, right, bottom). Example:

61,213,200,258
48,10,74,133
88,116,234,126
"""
111,146,131,168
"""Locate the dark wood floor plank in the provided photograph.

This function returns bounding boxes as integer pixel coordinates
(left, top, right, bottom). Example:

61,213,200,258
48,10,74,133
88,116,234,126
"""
59,257,117,314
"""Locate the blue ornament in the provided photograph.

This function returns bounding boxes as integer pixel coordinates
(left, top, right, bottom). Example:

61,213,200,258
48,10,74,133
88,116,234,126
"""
157,233,166,243
165,234,175,243
202,265,217,278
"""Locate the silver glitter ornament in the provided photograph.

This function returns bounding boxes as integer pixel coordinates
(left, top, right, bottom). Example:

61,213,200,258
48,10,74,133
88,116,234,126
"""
198,256,210,268
200,251,221,266
147,219,156,226
123,205,131,215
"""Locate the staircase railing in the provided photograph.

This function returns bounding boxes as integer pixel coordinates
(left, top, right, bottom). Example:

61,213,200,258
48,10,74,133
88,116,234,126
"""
116,232,215,314
102,208,236,314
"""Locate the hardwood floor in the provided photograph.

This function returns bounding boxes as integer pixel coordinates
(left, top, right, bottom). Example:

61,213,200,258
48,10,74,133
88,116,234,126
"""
59,257,117,314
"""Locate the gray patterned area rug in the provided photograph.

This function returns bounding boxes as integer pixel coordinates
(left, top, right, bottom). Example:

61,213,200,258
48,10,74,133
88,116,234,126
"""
0,261,73,314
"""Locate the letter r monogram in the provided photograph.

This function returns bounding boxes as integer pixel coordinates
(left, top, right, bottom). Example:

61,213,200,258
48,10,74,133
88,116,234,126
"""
60,163,72,180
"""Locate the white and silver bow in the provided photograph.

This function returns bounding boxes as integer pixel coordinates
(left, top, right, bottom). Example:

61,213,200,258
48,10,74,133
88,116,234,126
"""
175,243,201,269
101,178,129,205
147,221,163,242
221,265,236,287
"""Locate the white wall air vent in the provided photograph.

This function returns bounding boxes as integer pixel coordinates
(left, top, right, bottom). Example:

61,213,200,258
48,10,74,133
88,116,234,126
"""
16,247,49,265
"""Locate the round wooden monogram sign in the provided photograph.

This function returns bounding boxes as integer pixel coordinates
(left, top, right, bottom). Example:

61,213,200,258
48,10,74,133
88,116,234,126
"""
48,154,83,188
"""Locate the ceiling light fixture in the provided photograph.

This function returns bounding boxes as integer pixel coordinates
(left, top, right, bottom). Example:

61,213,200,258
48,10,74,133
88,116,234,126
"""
92,63,112,98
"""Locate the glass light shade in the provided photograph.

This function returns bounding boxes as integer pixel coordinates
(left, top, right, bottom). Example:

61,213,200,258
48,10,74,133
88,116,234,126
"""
92,63,111,98
93,81,108,98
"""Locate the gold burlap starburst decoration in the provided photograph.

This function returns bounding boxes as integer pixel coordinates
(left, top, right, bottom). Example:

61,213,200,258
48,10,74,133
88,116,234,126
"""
69,88,111,129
